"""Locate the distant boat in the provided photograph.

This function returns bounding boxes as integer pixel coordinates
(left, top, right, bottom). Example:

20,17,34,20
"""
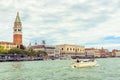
71,59,97,68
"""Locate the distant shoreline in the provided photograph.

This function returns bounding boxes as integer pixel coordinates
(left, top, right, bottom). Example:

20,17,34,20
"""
0,57,119,62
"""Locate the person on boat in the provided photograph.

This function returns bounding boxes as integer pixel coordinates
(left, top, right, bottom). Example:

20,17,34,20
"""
76,59,80,63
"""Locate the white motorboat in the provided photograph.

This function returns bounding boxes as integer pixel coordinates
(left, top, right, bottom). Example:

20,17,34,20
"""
71,59,97,68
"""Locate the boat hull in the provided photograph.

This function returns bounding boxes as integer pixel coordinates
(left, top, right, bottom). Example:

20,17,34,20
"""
71,60,97,68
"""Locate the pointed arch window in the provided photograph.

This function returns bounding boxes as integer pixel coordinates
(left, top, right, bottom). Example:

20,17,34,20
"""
18,29,21,31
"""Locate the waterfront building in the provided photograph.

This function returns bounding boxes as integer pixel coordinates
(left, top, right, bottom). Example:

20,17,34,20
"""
56,44,85,59
85,48,109,58
29,41,60,59
108,52,113,57
85,48,95,58
0,42,17,50
85,48,100,58
93,49,101,57
100,48,109,57
0,12,22,50
112,49,120,57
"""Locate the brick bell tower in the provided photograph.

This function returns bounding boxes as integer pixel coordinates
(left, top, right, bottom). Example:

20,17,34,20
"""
13,12,22,45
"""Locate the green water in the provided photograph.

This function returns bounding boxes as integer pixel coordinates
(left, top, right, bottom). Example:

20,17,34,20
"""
0,58,120,80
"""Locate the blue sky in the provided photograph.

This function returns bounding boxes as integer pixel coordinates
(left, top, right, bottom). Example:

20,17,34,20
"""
0,0,120,50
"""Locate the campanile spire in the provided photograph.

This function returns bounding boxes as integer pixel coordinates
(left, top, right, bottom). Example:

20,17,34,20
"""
15,12,21,23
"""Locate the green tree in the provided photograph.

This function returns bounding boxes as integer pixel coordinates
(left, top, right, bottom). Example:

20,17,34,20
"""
0,48,8,54
8,48,24,54
17,45,26,50
27,48,36,56
25,48,36,60
36,50,48,60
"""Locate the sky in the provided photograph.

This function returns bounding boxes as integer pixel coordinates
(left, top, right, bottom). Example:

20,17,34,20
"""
0,0,120,50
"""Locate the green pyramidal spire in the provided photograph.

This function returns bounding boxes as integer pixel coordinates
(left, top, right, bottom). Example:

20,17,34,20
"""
15,12,21,22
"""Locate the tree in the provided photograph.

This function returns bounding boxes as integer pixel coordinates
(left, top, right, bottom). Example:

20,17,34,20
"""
36,50,48,60
7,48,26,60
8,48,24,54
24,48,36,60
0,48,8,54
17,45,26,50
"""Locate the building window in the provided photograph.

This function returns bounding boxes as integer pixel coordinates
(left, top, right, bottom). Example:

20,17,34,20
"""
67,48,69,51
61,48,64,50
73,48,74,51
6,46,9,48
70,48,72,50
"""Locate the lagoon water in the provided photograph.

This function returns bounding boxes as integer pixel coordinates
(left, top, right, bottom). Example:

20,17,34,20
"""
0,58,120,80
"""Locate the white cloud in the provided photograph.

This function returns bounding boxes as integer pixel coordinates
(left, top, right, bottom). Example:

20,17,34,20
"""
0,0,120,50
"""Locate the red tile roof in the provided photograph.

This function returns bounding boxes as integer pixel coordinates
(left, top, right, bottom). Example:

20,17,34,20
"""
0,42,15,45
